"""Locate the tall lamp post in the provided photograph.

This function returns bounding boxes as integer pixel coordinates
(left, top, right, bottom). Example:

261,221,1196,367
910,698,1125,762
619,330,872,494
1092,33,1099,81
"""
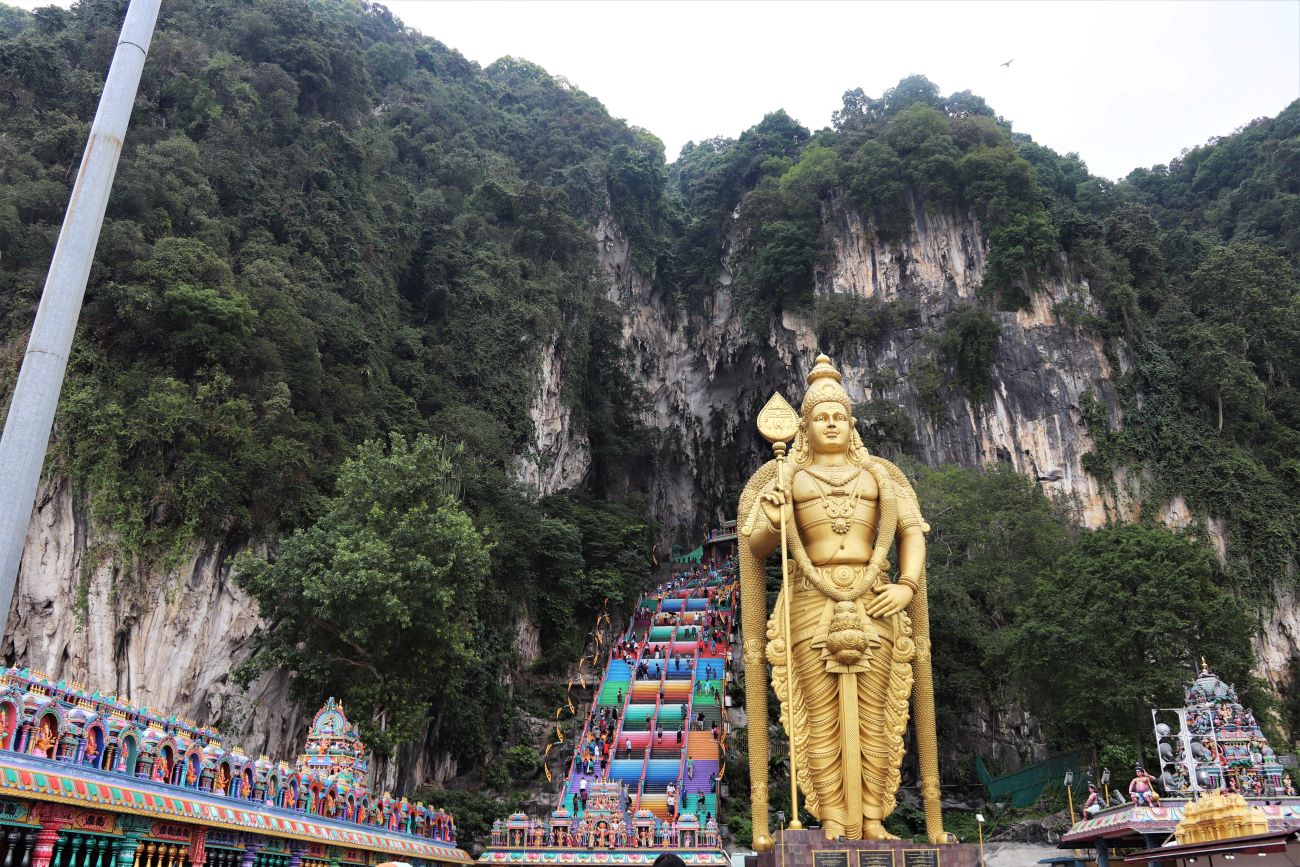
975,813,985,867
0,0,162,640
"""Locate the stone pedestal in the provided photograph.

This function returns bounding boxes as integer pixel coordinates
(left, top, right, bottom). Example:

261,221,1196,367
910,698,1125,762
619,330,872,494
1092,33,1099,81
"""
752,830,981,867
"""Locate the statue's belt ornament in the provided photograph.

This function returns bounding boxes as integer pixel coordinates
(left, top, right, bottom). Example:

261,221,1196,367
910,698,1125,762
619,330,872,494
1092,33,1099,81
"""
799,557,889,602
771,569,916,675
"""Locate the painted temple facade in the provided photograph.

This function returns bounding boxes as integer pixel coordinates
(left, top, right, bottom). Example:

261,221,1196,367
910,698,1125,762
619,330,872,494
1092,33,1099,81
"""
1062,661,1300,866
0,669,469,867
1159,660,1289,796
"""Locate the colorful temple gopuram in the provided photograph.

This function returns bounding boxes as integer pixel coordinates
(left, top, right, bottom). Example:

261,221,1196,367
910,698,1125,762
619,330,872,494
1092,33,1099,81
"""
0,670,470,867
1158,659,1287,796
1062,661,1300,866
479,552,736,865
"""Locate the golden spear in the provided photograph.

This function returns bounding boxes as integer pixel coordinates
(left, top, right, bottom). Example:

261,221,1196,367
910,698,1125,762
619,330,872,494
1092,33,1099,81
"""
744,393,803,841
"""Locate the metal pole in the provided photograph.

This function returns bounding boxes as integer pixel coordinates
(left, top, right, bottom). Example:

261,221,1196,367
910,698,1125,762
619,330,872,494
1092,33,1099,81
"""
0,0,162,640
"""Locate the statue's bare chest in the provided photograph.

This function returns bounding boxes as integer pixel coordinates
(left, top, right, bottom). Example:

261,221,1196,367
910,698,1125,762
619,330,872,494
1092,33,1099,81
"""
791,466,879,542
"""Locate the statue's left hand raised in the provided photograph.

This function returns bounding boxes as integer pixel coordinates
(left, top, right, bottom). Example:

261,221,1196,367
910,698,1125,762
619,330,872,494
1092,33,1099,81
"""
864,583,914,619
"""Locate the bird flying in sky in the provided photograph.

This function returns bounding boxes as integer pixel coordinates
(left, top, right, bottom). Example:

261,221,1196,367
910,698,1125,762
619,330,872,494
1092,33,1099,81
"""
1001,59,1014,67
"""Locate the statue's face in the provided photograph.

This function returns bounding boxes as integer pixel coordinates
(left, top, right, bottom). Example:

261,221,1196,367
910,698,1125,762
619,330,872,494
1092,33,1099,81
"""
806,401,851,454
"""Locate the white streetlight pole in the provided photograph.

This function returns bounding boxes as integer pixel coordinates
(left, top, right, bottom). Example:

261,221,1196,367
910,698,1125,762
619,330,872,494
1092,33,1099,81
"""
0,0,163,640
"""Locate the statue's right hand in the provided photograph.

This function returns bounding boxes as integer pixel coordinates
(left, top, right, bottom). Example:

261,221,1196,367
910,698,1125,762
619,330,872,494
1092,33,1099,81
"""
759,483,788,527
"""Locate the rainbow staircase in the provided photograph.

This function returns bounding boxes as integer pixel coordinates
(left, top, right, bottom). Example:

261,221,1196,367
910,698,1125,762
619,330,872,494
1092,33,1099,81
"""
563,569,736,824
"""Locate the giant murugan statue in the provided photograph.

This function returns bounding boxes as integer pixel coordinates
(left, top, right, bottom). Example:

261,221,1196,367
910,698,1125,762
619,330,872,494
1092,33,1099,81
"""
738,354,946,849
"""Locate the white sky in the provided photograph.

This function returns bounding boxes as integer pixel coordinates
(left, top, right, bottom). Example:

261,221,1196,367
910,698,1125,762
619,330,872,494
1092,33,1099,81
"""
10,0,1300,179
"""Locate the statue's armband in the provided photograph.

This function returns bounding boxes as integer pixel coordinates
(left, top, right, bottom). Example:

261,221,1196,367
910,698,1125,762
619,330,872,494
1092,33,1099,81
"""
896,494,929,533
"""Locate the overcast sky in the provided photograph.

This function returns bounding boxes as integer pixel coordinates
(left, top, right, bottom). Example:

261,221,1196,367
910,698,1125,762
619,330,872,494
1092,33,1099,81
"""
11,0,1300,179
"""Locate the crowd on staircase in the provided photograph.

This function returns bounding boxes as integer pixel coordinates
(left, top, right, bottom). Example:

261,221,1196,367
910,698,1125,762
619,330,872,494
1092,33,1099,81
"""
491,559,737,852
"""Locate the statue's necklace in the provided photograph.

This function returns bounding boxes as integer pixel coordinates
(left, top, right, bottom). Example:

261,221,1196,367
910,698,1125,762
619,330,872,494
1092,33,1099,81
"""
803,466,863,544
802,464,862,488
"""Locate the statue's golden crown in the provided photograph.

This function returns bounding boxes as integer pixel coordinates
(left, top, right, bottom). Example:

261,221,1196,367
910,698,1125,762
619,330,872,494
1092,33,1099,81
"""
801,353,853,418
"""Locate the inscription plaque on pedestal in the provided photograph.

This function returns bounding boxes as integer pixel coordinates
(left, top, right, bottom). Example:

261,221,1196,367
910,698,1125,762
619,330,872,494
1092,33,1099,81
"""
813,851,850,867
759,830,976,867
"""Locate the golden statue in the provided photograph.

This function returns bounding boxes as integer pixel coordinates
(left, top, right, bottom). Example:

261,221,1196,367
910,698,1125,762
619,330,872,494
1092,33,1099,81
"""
738,354,946,848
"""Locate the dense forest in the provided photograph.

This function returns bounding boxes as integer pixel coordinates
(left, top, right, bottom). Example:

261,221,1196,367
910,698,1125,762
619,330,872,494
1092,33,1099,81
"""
1,0,1297,839
0,0,658,772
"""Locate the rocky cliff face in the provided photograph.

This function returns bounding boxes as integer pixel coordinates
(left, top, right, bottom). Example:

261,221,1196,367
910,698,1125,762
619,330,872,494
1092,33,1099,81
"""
595,198,1123,537
3,478,306,761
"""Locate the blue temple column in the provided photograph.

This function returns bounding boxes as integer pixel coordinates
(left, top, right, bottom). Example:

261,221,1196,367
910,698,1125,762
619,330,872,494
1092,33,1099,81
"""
115,818,152,867
1095,839,1110,867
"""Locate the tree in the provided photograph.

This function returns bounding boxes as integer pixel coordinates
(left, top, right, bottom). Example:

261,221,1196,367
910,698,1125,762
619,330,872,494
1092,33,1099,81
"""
944,89,996,120
1158,304,1264,432
779,145,839,217
607,129,673,272
881,74,943,116
749,219,819,310
0,6,30,38
940,306,1001,402
884,104,962,204
831,86,882,131
1105,204,1166,303
909,461,1069,731
982,211,1059,306
1011,524,1258,760
1186,242,1300,390
813,293,897,355
236,433,491,756
840,139,909,238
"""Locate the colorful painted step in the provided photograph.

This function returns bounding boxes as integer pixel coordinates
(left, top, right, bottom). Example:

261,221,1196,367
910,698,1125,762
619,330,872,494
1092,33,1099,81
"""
686,732,719,759
682,759,718,792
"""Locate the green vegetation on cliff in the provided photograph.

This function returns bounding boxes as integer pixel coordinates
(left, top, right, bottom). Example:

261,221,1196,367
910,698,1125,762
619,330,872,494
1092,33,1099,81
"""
0,0,653,763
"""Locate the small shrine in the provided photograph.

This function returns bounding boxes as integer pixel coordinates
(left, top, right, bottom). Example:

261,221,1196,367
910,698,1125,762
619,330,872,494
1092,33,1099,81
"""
1175,791,1269,844
1161,660,1288,796
296,698,367,782
546,806,576,847
574,780,629,848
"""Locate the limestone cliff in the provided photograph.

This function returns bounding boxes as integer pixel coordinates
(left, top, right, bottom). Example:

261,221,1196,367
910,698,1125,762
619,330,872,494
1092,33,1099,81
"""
594,197,1122,536
3,478,306,762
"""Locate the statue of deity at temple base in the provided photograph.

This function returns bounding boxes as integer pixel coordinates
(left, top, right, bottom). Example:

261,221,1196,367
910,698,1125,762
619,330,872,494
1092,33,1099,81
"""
32,717,57,758
739,354,947,848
